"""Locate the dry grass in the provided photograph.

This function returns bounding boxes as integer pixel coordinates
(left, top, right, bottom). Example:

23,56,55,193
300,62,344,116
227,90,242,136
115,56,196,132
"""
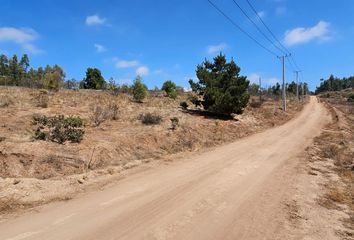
0,87,306,180
311,90,354,231
0,196,36,215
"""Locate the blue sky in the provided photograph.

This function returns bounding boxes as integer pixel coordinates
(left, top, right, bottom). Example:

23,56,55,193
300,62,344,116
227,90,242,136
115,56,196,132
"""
0,0,353,90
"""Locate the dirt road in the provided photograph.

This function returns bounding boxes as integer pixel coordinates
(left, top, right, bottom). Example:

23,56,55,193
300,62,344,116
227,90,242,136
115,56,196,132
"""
0,97,330,240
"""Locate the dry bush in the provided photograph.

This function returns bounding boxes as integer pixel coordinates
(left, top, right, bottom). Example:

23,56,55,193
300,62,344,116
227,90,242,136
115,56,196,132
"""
33,90,49,108
0,196,34,214
107,102,120,120
249,99,262,108
90,102,120,126
90,105,111,127
323,144,340,159
0,94,13,107
139,112,163,125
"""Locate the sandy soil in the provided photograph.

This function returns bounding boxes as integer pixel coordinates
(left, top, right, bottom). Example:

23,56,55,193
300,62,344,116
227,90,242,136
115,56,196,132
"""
0,96,338,240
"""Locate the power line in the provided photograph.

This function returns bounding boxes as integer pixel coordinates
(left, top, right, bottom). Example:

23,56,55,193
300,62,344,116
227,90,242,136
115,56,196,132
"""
245,0,290,55
231,0,286,55
289,55,301,71
207,0,278,57
244,0,302,72
286,57,296,72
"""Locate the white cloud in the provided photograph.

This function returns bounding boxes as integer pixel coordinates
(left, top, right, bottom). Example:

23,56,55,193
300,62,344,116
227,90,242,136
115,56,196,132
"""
86,15,106,26
22,43,43,54
207,43,228,54
284,21,331,46
257,11,266,19
0,27,42,54
94,43,106,53
136,66,149,76
115,60,139,68
248,73,280,86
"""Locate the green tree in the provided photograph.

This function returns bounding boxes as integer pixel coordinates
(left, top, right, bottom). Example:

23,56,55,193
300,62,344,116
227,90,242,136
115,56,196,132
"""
0,54,9,85
19,54,29,73
271,83,281,96
287,81,297,95
64,79,79,89
131,76,147,102
8,54,20,86
189,54,250,116
0,54,9,76
81,68,106,89
162,80,178,99
43,65,65,91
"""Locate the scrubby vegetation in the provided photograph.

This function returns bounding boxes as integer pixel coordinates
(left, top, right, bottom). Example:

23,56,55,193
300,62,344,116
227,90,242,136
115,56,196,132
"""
312,90,354,232
139,112,163,125
32,115,85,143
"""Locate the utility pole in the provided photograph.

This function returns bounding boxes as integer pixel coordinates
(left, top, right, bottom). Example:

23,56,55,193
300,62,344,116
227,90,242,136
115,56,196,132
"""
278,54,290,112
259,77,262,102
294,70,301,101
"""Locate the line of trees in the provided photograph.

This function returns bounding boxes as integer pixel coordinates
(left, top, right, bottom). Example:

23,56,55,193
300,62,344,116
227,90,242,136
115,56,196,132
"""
248,81,309,98
316,75,354,94
0,54,186,95
0,54,65,90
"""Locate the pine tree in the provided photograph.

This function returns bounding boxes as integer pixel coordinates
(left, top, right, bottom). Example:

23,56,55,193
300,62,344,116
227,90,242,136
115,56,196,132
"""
189,54,250,116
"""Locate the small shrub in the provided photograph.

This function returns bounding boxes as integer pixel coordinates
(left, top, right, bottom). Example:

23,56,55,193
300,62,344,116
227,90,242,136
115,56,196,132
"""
108,103,120,120
32,115,85,144
132,76,148,102
188,93,202,107
33,90,49,108
119,84,130,94
170,117,179,130
139,113,162,125
0,95,13,108
162,80,178,99
180,101,189,110
90,106,110,127
347,94,354,102
90,103,119,126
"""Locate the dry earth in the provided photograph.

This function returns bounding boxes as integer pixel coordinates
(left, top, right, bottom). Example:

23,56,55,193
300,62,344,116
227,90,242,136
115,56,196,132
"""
0,96,344,240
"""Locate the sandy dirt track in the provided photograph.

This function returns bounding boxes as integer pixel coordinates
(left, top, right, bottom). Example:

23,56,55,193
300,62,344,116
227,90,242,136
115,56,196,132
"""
0,97,330,240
